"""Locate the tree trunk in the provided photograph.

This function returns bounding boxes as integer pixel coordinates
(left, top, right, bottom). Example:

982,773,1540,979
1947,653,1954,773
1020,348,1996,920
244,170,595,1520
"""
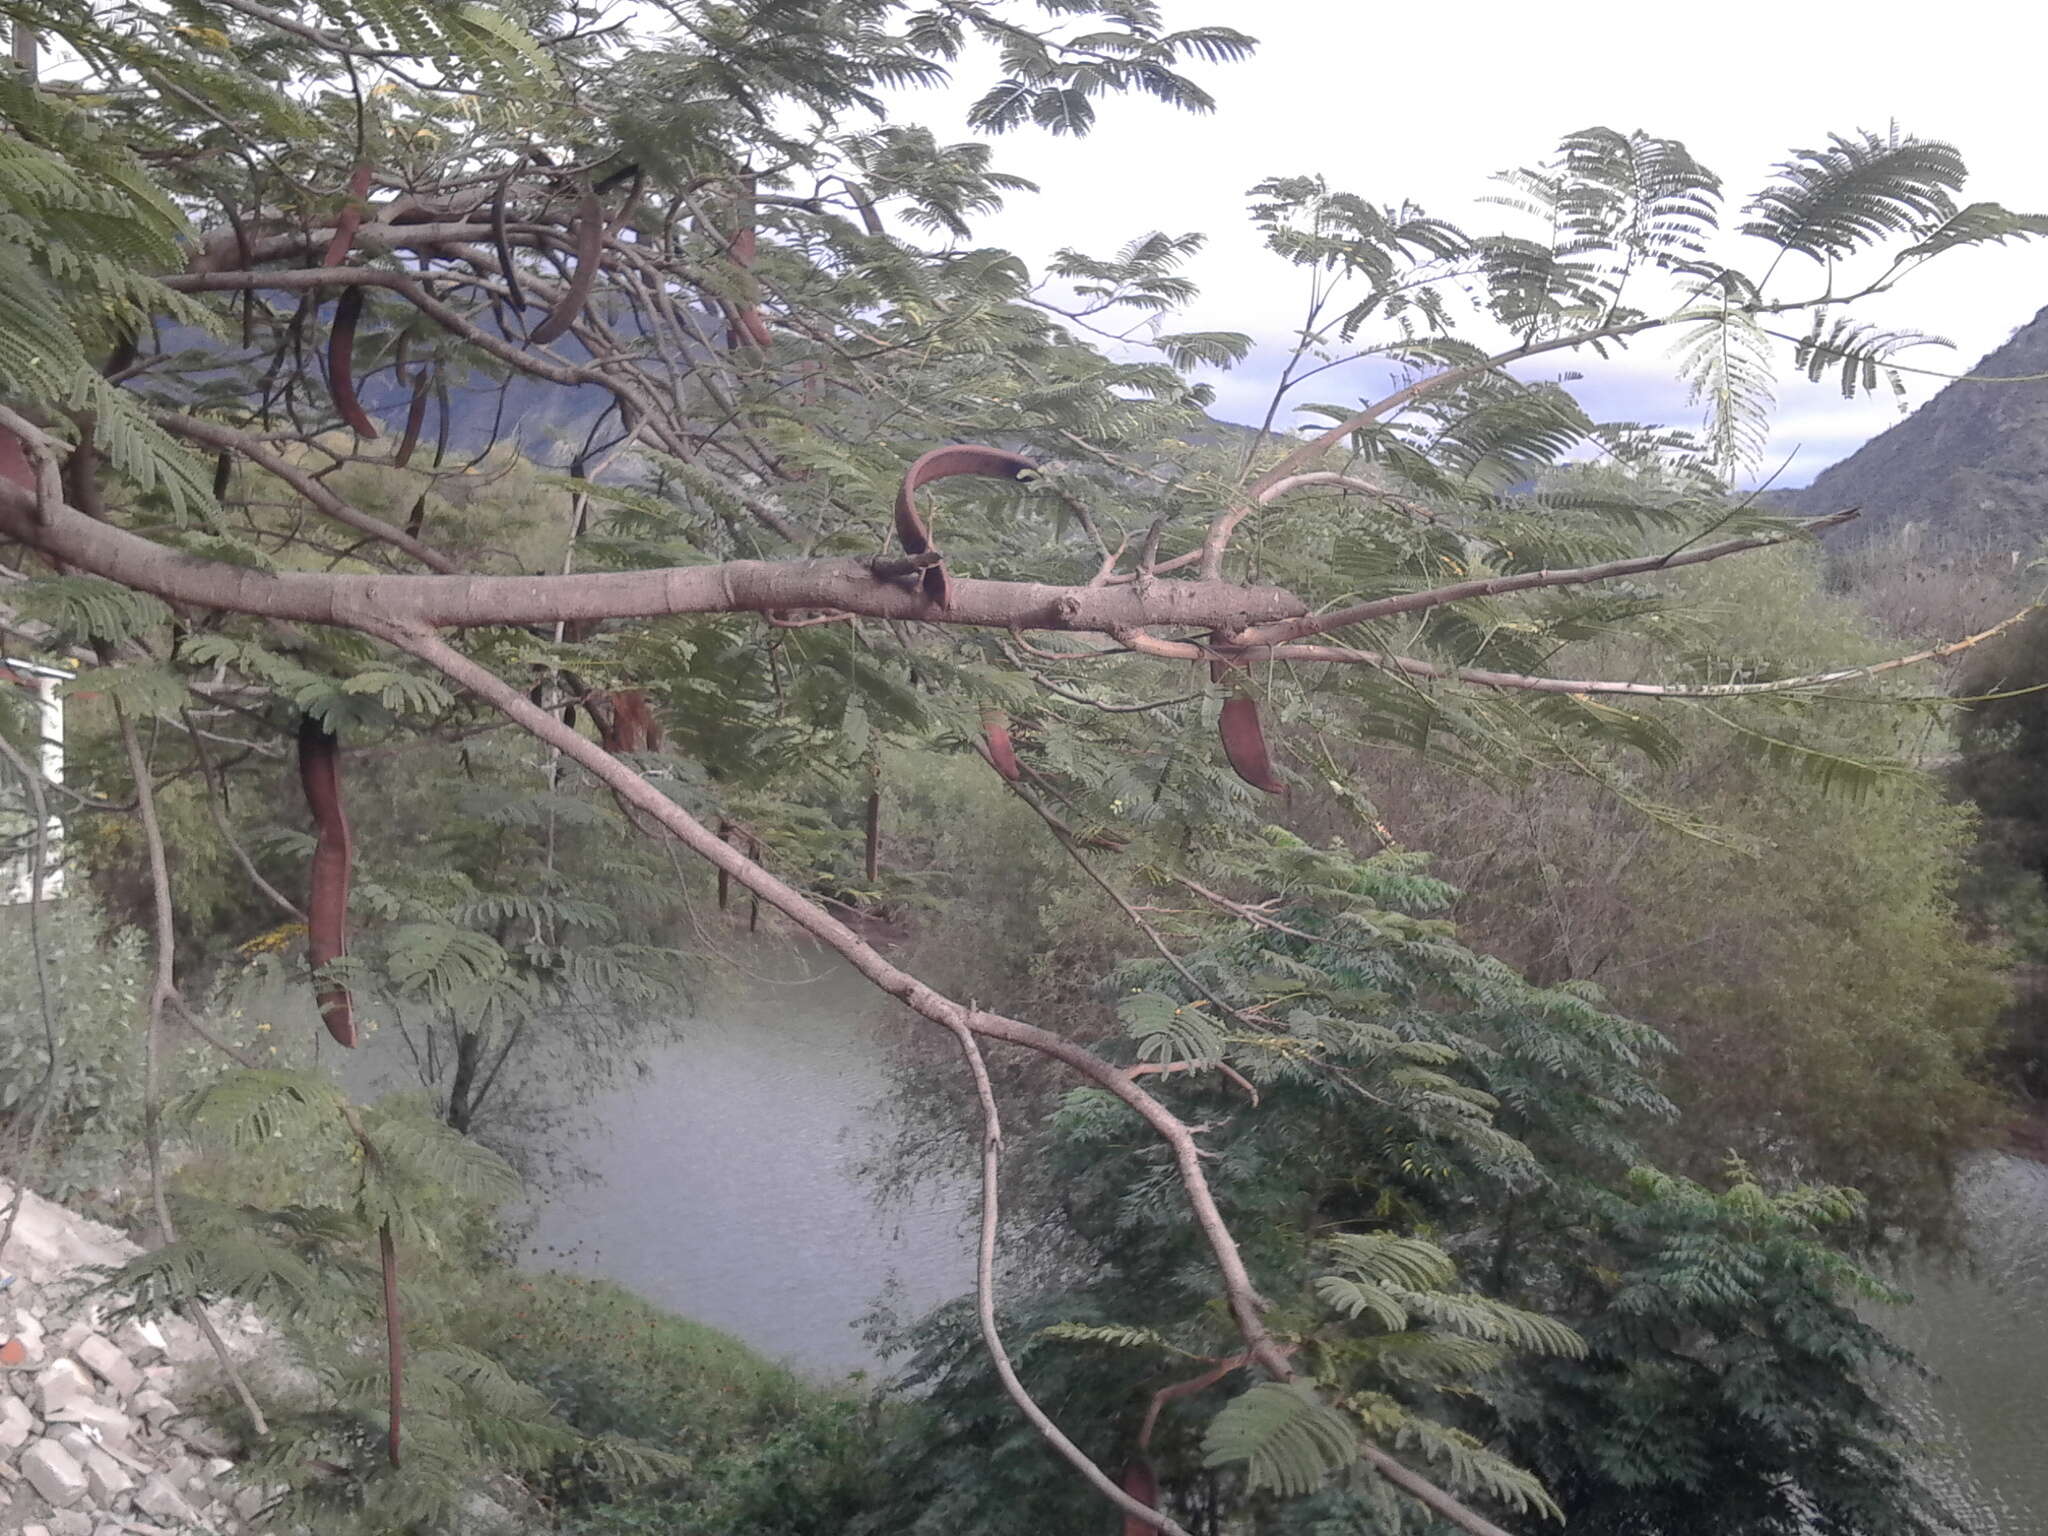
445,1025,484,1133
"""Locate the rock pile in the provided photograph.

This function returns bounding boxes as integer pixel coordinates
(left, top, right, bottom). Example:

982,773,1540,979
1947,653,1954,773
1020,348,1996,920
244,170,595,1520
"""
0,1184,268,1536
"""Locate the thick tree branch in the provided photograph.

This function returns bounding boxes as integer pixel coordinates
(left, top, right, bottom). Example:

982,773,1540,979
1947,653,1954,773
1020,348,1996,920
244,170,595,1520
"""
370,621,1520,1536
0,482,1304,633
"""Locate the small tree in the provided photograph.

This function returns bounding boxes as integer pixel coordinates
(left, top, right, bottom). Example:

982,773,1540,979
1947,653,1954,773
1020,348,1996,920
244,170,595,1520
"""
0,2,2041,1528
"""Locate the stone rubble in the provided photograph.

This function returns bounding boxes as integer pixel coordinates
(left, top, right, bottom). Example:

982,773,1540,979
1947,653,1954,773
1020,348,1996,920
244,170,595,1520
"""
0,1184,277,1536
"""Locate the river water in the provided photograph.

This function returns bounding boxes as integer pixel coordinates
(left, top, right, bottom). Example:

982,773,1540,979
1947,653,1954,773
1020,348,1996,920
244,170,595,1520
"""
1879,1154,2048,1531
364,956,2048,1521
514,954,976,1379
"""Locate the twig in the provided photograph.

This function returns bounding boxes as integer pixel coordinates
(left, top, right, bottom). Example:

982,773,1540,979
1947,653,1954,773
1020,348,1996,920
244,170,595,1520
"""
945,1014,1194,1536
0,729,60,1261
180,709,306,921
114,702,270,1439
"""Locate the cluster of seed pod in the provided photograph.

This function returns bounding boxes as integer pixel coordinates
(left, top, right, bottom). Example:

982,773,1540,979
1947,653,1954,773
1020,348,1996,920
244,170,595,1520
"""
892,445,1284,797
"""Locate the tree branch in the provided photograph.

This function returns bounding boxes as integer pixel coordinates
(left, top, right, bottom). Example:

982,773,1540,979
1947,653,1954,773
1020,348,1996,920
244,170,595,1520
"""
945,1017,1195,1535
368,621,1526,1536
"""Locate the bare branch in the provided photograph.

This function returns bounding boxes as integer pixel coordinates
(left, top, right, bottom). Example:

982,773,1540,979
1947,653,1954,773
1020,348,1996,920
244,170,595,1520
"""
158,414,463,574
1238,509,1860,647
945,1017,1194,1536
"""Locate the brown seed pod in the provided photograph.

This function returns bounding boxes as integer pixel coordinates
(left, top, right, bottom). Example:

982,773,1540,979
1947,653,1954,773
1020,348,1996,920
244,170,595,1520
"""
327,287,379,440
1210,656,1285,795
379,1218,403,1467
597,689,662,754
392,367,432,468
724,175,776,351
846,179,885,237
894,445,1036,608
320,163,374,270
864,788,881,883
491,158,528,315
297,715,358,1047
1120,1459,1160,1536
529,190,602,345
1218,696,1285,794
980,705,1023,782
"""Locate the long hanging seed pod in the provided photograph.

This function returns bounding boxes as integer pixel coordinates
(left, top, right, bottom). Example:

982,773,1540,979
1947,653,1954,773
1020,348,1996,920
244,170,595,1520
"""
1210,658,1285,795
392,366,432,468
297,715,358,1046
716,818,733,911
725,175,775,351
379,1219,403,1466
491,155,529,316
320,163,374,270
529,190,602,345
327,287,379,440
1119,1460,1160,1536
893,445,1037,609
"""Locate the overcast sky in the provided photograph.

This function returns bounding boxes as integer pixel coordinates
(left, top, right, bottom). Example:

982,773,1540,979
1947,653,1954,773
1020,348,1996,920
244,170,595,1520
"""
892,0,2048,486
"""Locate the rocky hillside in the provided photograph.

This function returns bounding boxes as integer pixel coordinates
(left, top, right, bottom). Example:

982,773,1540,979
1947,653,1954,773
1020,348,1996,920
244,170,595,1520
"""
1790,304,2048,554
0,1185,267,1536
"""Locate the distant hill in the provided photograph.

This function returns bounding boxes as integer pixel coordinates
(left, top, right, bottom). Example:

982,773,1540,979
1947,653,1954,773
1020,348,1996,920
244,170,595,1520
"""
1788,304,2048,554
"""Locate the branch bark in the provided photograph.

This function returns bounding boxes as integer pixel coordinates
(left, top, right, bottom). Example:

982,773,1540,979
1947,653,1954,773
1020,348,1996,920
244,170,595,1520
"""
368,621,1519,1536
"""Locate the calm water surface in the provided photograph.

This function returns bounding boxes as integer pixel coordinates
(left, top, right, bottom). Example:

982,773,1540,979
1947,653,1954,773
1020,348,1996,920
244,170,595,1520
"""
516,953,975,1378
1881,1154,2048,1531
354,954,2048,1513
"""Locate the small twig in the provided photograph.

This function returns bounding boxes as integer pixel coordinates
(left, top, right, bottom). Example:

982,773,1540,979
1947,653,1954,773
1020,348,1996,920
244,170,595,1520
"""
1128,1059,1260,1106
114,702,270,1439
1138,1352,1252,1452
1169,875,1326,946
0,729,60,1262
946,1014,1194,1536
180,709,306,921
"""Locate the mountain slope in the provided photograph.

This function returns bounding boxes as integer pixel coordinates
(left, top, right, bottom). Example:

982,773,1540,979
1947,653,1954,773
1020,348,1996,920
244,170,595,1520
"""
1791,304,2048,553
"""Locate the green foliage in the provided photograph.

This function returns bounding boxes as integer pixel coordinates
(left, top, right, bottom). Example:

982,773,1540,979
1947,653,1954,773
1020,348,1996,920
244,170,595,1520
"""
0,900,200,1201
1202,1382,1361,1497
0,9,2031,1534
100,1068,689,1534
864,832,1952,1533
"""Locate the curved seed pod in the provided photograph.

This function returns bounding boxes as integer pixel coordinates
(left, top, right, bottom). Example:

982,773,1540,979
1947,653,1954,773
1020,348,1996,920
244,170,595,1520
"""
863,788,881,883
379,1219,403,1467
1210,654,1285,794
894,445,1036,608
297,714,358,1046
529,191,602,346
327,287,379,440
320,163,374,270
491,156,528,314
392,367,432,468
1120,1459,1160,1536
1218,696,1285,795
725,175,775,351
844,178,885,237
980,705,1023,782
